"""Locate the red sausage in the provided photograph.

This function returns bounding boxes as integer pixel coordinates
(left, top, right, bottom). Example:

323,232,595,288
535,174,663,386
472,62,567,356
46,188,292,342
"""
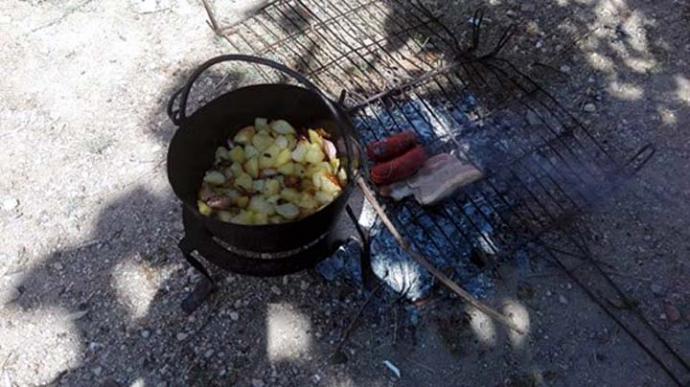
371,146,428,185
367,131,418,162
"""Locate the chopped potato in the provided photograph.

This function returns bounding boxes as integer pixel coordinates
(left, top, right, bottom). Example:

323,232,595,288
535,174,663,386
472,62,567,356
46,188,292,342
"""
215,147,229,161
244,145,259,159
275,148,292,166
249,196,275,215
232,210,254,225
271,119,296,134
315,191,334,204
228,146,245,163
235,173,253,191
337,168,347,185
234,126,255,144
294,164,307,178
252,179,266,192
275,135,289,149
229,162,244,177
291,141,309,163
260,168,278,178
264,179,281,196
286,134,297,150
277,161,295,176
321,174,341,194
308,129,323,146
197,200,212,216
243,157,259,179
297,193,318,210
255,118,270,132
198,118,345,224
252,133,274,152
234,196,249,208
266,195,281,205
276,203,299,219
204,171,226,185
304,143,325,164
280,188,300,203
259,144,281,169
253,212,269,225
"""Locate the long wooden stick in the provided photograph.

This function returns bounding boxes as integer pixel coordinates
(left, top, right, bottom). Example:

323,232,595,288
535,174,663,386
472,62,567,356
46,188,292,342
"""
356,176,526,335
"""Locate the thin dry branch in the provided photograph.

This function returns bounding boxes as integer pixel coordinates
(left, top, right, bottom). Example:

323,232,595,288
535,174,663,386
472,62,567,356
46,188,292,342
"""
356,176,526,335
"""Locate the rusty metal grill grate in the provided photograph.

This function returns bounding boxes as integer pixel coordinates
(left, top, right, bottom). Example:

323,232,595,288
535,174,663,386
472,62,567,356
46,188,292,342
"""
214,0,649,267
200,1,690,382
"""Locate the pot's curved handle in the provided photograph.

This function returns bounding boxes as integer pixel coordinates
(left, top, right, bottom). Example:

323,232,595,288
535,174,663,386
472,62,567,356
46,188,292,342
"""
167,54,355,178
168,54,332,125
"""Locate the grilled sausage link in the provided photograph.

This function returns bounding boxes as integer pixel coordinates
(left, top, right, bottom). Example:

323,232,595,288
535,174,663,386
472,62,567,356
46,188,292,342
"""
371,145,428,185
366,131,418,162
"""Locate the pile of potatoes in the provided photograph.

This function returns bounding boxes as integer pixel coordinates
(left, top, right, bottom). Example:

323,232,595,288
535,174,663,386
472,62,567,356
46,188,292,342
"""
197,118,347,225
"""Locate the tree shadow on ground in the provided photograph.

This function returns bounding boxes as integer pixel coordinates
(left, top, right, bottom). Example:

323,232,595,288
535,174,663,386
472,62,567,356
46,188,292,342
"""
6,0,690,386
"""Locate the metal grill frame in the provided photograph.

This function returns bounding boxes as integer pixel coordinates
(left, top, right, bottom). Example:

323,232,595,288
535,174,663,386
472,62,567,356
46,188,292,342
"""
212,0,651,267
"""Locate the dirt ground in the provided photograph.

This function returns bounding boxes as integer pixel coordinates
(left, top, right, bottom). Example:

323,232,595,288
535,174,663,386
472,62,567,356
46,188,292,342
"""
1,0,688,386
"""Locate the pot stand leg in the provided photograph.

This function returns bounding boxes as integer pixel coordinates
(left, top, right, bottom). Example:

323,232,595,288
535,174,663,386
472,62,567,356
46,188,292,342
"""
178,236,216,314
345,205,376,290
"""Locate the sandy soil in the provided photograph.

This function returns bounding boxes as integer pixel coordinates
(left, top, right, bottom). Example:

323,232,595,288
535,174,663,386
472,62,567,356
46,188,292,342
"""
0,0,688,386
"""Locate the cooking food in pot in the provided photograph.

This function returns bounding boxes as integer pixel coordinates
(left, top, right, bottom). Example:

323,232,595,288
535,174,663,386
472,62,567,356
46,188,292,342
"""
197,118,347,225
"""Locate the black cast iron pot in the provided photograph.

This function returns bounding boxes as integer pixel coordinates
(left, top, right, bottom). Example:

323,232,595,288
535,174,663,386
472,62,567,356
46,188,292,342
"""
166,55,360,255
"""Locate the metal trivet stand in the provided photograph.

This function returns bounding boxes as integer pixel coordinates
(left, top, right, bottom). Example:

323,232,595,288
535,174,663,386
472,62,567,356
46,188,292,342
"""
182,0,690,383
178,203,373,314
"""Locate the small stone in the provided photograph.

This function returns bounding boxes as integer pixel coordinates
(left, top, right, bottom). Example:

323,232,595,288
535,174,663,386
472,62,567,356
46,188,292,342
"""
93,366,103,376
204,349,214,358
176,332,188,341
229,311,239,321
520,3,535,12
141,330,150,338
300,281,309,290
560,65,571,73
583,103,597,113
526,110,541,126
650,283,664,296
665,304,681,323
546,290,552,297
251,379,265,387
102,378,120,387
558,295,568,305
88,342,103,352
1,197,19,211
270,286,282,296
